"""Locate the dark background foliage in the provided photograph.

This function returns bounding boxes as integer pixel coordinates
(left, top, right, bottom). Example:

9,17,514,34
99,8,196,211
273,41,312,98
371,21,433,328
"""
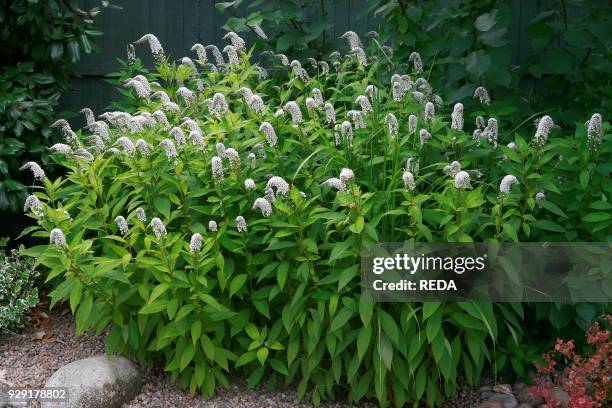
0,0,111,218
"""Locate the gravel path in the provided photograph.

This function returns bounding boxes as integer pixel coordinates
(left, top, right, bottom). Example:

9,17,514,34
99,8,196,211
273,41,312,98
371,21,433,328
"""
0,310,378,407
0,310,484,407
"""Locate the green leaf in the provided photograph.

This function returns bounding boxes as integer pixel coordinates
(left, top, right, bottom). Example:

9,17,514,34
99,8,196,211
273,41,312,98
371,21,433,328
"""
149,283,170,304
139,300,168,314
475,11,497,31
191,320,202,344
357,325,372,361
180,344,196,371
330,307,353,332
530,220,566,233
153,197,171,220
229,274,247,297
256,347,269,365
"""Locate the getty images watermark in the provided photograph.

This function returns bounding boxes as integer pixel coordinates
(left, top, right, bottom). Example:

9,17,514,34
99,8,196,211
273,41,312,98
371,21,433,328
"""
361,243,612,302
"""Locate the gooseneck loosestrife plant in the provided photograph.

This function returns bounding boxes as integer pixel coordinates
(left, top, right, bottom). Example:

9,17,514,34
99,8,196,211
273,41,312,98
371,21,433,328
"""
20,29,610,407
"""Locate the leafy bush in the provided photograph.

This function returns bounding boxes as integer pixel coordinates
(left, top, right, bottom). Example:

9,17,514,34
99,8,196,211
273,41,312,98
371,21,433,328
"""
0,238,39,334
0,0,112,212
21,31,610,406
529,315,611,407
216,0,334,57
369,0,612,122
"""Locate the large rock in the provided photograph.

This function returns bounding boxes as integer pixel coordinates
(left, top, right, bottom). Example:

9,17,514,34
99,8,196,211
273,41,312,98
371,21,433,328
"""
489,392,519,408
41,355,141,408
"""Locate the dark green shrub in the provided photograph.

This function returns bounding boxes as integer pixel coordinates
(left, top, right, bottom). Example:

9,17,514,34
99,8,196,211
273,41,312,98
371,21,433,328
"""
368,0,612,122
20,31,609,406
0,238,39,334
0,0,112,212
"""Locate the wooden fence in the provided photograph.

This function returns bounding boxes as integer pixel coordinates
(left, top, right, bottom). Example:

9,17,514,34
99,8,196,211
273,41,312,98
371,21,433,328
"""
60,0,602,120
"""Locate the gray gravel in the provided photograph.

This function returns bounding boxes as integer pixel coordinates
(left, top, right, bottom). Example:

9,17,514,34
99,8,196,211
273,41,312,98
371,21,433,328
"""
0,310,377,407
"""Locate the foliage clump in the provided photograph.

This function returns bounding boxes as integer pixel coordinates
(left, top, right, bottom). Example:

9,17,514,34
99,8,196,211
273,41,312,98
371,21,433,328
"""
0,238,39,334
21,29,609,406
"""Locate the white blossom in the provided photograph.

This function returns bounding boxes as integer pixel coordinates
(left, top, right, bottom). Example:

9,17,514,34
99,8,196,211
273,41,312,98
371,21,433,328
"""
473,86,490,105
500,175,519,195
476,116,486,129
115,216,129,235
408,114,418,135
50,228,66,246
424,102,435,122
536,191,546,201
170,127,186,148
225,148,240,169
322,177,346,192
312,88,324,106
135,139,151,156
211,156,224,180
216,142,226,157
451,103,464,131
73,148,94,163
235,216,248,232
189,233,203,254
340,31,363,49
205,45,225,66
244,179,256,191
366,85,378,99
248,95,266,115
150,217,167,239
483,118,499,148
253,143,265,159
409,51,423,73
402,171,416,190
253,197,272,217
180,57,197,70
20,162,45,180
324,103,336,124
319,61,329,75
80,108,95,126
259,122,277,147
223,45,239,65
586,113,603,147
355,95,372,114
274,108,284,118
248,153,256,168
49,143,73,155
153,110,170,128
533,115,553,147
348,110,365,129
251,24,268,40
257,65,268,80
341,121,353,144
163,102,180,114
223,31,246,51
176,87,196,104
127,43,136,64
152,90,171,104
24,195,42,215
124,79,150,98
274,53,289,66
159,139,178,162
89,121,110,142
208,220,218,232
339,168,355,184
284,101,302,124
191,43,207,63
266,176,290,198
116,136,136,156
305,97,318,115
134,34,164,61
443,161,462,177
386,113,398,138
412,91,425,104
135,207,146,222
188,131,205,149
454,171,471,189
211,93,229,118
351,47,367,66
419,129,432,146
507,142,518,151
